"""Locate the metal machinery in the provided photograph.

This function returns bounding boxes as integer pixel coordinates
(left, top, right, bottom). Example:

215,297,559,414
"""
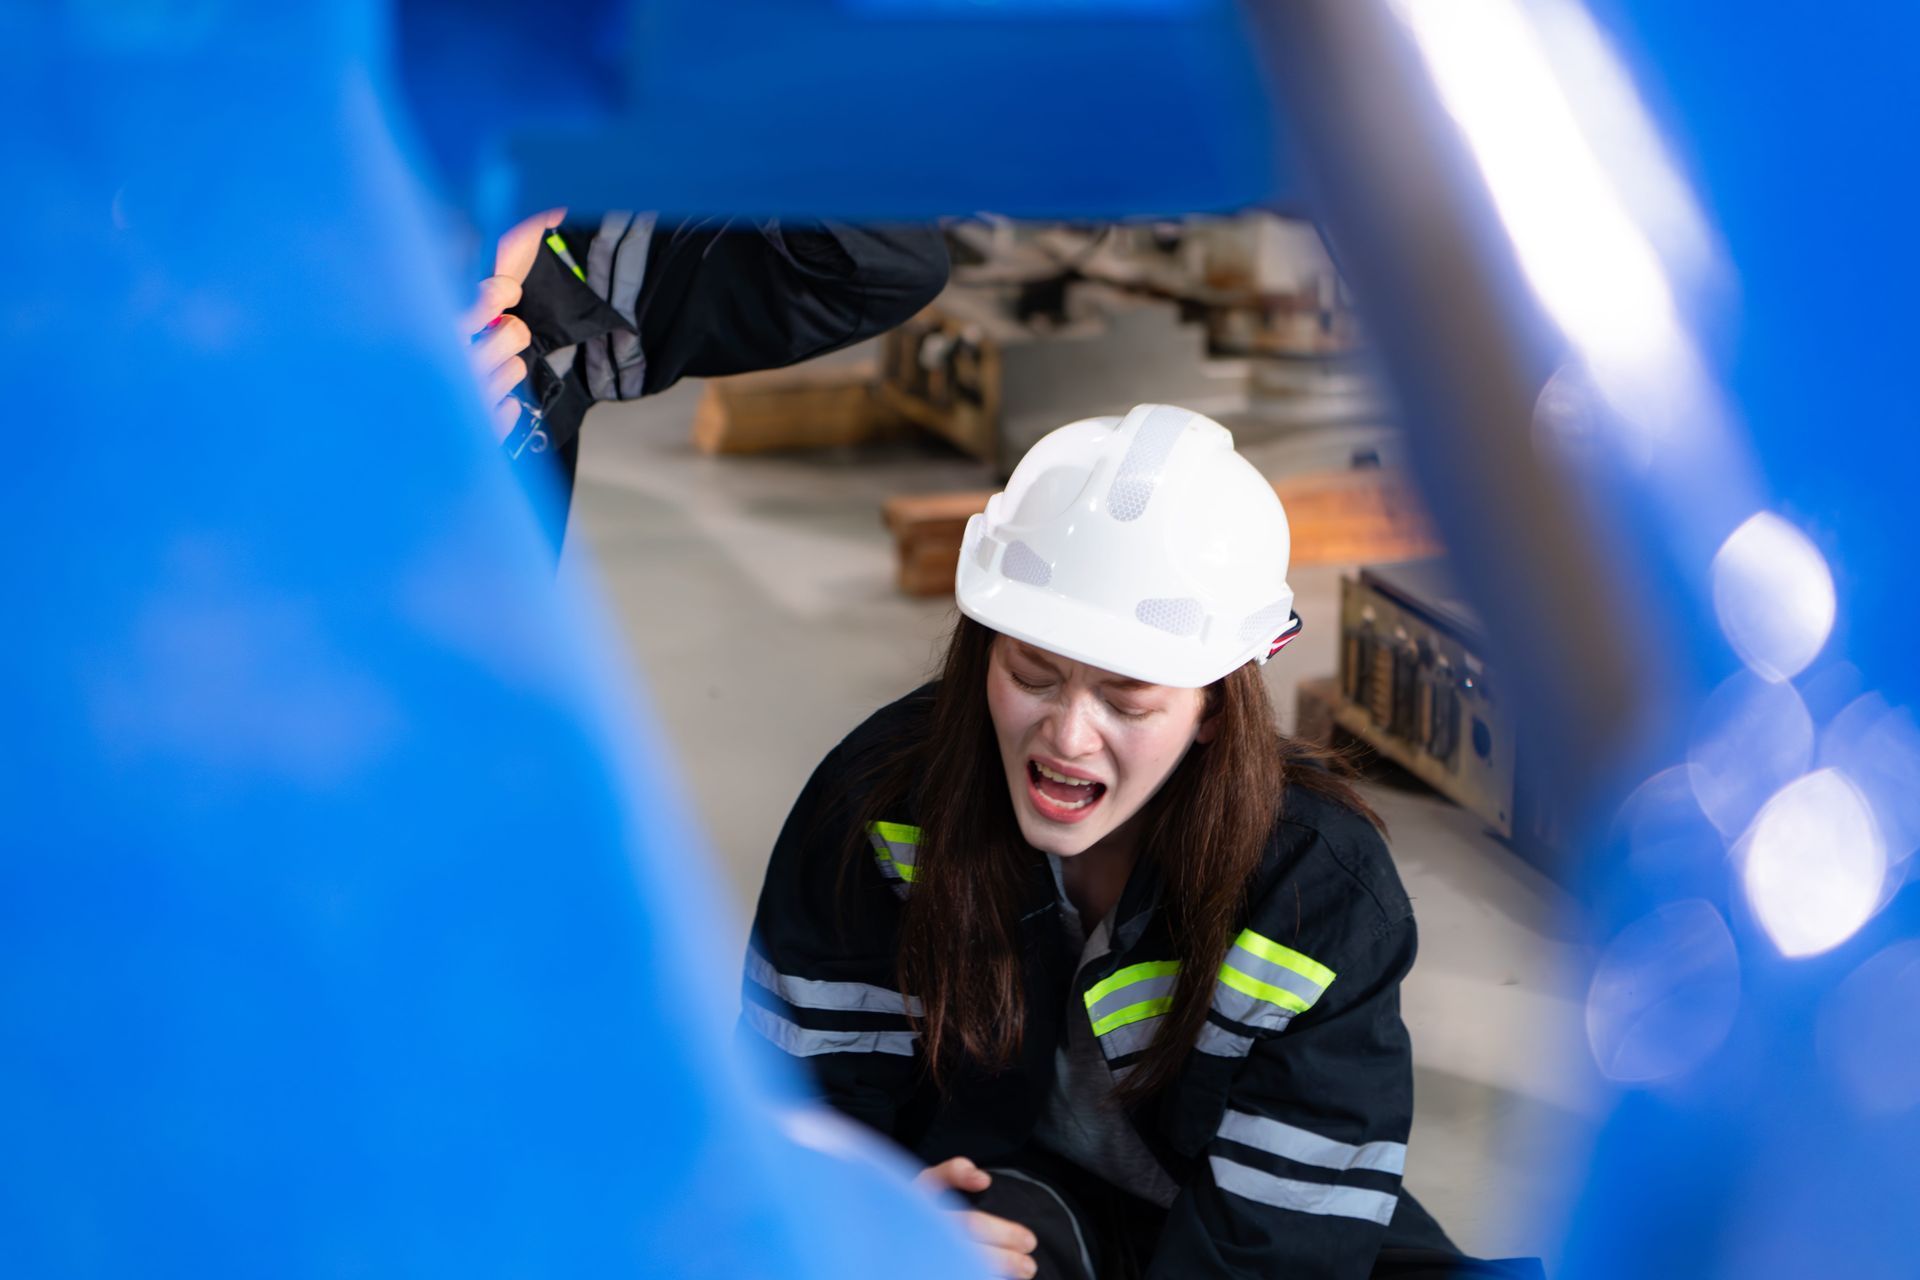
1338,561,1512,831
1334,561,1560,873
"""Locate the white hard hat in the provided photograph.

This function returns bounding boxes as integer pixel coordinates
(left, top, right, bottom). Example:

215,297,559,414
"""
955,403,1300,689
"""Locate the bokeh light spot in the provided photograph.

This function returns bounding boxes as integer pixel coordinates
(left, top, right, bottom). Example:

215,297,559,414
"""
1688,669,1812,839
1818,940,1920,1116
1711,511,1835,683
1742,769,1885,959
1586,899,1740,1083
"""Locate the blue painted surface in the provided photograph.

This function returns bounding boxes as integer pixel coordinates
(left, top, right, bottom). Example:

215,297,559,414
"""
0,4,977,1276
9,0,1920,1274
1555,3,1920,1275
487,0,1285,220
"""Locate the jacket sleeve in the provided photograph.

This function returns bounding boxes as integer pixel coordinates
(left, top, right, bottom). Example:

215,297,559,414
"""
1147,902,1417,1279
510,219,949,450
632,220,950,392
738,741,925,1140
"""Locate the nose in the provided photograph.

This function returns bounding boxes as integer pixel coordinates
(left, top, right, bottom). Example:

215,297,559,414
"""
1043,692,1102,761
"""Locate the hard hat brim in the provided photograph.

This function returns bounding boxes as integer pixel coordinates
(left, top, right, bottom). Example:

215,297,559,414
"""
956,576,1264,690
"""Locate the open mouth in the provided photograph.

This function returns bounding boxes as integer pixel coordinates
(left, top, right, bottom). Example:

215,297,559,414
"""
1026,759,1109,823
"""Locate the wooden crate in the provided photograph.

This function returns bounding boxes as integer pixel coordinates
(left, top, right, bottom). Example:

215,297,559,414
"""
881,491,993,597
692,360,903,455
881,469,1441,598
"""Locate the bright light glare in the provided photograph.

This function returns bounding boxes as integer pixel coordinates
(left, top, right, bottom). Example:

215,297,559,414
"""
1613,764,1721,882
1394,0,1685,403
1687,670,1813,839
1528,0,1716,279
1711,511,1836,682
1743,769,1886,959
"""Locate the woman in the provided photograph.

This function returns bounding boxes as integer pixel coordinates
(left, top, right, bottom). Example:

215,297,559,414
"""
743,405,1481,1279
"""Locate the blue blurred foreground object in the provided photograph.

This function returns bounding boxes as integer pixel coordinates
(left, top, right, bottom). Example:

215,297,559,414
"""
397,0,1286,220
8,0,1920,1276
1242,1,1920,1276
0,5,980,1278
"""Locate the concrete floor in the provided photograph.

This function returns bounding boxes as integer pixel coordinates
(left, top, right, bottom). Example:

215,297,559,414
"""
565,376,1606,1272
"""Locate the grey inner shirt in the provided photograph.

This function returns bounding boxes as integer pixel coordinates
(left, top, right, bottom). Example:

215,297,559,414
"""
1033,857,1182,1210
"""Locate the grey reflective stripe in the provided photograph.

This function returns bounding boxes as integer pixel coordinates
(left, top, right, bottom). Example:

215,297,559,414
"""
1194,1022,1256,1058
1212,983,1298,1034
1105,405,1190,522
1225,942,1328,1008
866,828,919,887
1095,1012,1164,1060
584,210,635,400
1087,973,1178,1025
868,838,909,881
882,837,918,873
1218,1110,1407,1176
608,213,657,398
743,1002,918,1058
988,1169,1096,1280
745,948,924,1018
1208,1155,1398,1225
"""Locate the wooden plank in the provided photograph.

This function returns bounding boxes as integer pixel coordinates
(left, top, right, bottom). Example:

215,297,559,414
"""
692,360,904,455
898,536,969,597
1275,469,1441,567
881,470,1440,598
881,491,993,537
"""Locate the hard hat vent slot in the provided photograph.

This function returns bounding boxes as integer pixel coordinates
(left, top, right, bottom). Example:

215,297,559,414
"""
1105,409,1188,522
1136,597,1206,638
1002,540,1053,587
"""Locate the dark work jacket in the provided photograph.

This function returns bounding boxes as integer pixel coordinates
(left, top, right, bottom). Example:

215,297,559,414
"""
506,219,948,548
742,686,1427,1280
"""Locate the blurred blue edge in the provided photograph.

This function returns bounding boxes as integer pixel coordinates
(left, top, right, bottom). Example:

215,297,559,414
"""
0,2,980,1276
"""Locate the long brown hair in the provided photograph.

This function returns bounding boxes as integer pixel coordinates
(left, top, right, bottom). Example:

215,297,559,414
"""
854,614,1378,1101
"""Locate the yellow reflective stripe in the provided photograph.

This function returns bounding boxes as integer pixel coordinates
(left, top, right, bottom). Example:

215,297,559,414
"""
1090,995,1174,1037
544,231,586,281
865,821,921,884
1218,962,1312,1015
1234,928,1337,989
1084,959,1181,1008
871,821,923,845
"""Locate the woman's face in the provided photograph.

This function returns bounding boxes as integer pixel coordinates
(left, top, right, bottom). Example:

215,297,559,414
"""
985,635,1215,859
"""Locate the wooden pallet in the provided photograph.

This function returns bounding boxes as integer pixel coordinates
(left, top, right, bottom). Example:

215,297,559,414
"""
692,360,904,455
881,468,1442,598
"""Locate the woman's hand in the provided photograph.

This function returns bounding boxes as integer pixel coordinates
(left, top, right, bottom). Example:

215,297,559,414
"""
916,1157,1039,1280
458,207,565,442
